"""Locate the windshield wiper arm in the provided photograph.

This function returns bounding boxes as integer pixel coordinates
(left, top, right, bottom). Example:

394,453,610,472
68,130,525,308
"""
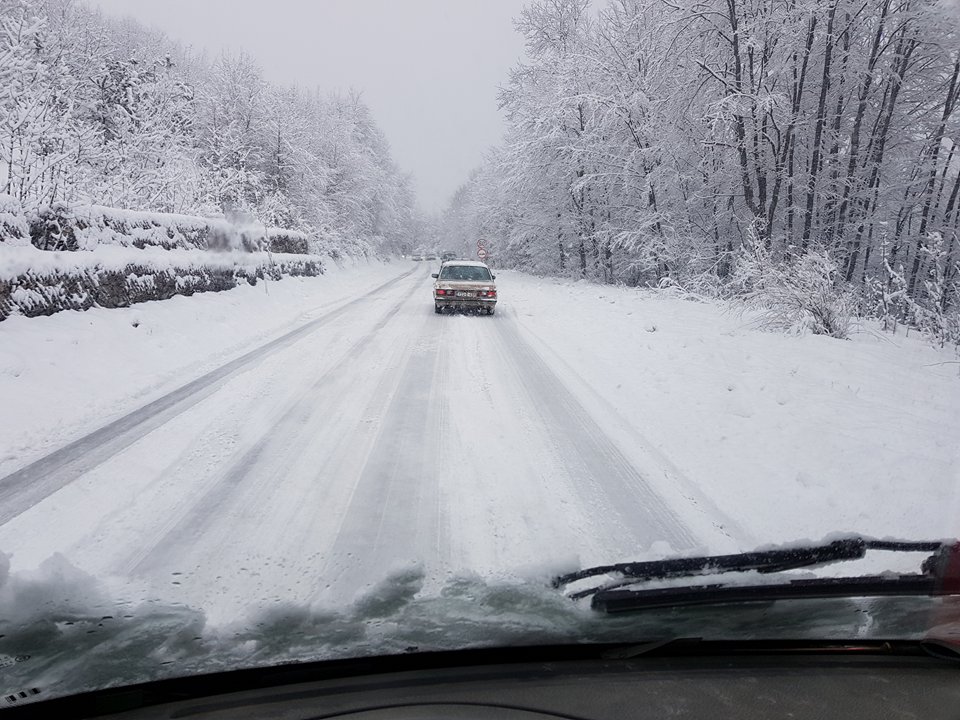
594,574,940,613
554,537,947,602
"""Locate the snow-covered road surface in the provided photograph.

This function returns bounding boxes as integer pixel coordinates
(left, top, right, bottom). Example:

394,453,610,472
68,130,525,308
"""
0,266,417,524
0,263,733,621
1,261,957,625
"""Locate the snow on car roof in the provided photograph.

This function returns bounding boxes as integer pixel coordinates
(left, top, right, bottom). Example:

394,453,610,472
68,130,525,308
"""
440,259,489,267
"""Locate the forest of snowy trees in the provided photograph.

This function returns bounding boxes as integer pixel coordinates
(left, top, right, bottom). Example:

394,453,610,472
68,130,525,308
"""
4,0,959,342
0,0,418,256
449,0,960,343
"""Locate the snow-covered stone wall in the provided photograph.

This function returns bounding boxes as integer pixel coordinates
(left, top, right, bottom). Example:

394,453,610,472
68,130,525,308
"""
23,203,310,254
0,197,322,320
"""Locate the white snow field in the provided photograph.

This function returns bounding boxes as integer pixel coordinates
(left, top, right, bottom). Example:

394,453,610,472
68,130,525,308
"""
0,260,958,631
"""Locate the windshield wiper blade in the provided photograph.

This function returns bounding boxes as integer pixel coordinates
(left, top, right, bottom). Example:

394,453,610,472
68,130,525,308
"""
594,574,939,613
554,537,946,601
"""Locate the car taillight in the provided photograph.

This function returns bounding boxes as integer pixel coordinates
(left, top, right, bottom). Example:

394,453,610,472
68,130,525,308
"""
478,289,496,297
436,289,447,295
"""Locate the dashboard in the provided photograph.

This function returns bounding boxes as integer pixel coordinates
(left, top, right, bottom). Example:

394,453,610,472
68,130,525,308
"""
7,643,960,719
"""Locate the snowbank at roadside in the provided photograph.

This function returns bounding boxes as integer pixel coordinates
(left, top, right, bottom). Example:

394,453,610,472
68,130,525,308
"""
499,271,960,545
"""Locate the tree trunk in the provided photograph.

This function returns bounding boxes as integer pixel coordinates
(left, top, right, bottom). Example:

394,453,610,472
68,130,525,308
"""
846,29,918,279
836,0,891,278
768,11,817,248
557,211,566,270
725,0,760,225
822,11,851,248
801,1,838,250
907,53,960,296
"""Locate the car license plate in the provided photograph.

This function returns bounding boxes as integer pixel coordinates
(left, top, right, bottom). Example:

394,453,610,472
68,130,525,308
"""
456,291,474,297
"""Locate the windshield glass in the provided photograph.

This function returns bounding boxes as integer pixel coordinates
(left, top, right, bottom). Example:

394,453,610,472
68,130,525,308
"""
439,265,493,281
1,0,960,708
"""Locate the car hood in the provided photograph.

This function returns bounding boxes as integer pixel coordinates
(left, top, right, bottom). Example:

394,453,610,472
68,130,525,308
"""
3,561,959,705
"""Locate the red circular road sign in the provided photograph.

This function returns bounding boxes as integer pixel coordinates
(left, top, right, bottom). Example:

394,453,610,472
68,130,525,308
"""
477,248,488,259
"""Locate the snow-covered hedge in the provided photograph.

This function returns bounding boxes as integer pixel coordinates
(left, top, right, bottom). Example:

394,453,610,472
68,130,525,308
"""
25,203,311,255
265,226,309,255
0,202,324,321
0,246,322,320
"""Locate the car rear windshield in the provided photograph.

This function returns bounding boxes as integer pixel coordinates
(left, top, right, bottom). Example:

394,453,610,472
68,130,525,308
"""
439,265,492,281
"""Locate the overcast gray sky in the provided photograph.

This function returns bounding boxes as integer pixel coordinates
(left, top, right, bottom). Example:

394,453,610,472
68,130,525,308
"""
87,0,530,212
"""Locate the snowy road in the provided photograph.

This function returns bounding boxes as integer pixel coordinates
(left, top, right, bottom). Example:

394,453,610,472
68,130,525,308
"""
2,255,959,633
4,260,956,625
0,264,722,620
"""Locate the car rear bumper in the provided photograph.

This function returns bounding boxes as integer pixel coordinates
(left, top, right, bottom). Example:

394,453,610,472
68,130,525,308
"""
434,297,496,309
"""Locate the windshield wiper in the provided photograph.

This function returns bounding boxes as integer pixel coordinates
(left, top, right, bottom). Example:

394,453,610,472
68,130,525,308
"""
553,537,956,612
593,575,942,613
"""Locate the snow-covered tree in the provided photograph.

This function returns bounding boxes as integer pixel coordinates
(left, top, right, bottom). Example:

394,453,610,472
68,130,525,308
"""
459,0,960,339
0,0,418,255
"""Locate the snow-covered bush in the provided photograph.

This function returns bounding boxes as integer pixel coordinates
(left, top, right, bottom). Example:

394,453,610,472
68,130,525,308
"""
1,200,333,321
21,204,319,256
70,206,213,252
0,193,29,246
27,203,78,251
733,242,854,339
910,235,960,349
656,265,734,302
0,248,324,321
266,228,309,255
862,236,960,349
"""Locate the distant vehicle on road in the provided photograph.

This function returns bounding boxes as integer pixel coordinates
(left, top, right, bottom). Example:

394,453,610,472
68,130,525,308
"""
432,260,497,315
425,253,438,261
440,250,457,261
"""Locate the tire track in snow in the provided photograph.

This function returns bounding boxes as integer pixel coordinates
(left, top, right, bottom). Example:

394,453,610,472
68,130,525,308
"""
425,311,594,573
490,307,698,554
509,313,749,549
124,277,423,577
314,304,445,603
431,336,453,569
0,266,418,526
